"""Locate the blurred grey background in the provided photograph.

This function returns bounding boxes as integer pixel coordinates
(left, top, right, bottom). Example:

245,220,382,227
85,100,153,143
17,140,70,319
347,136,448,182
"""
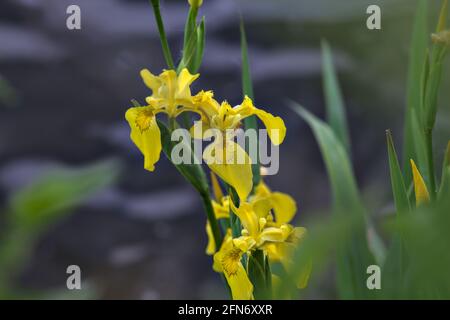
0,0,449,299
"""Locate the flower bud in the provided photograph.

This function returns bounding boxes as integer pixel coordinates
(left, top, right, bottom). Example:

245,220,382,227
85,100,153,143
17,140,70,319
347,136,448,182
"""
431,30,450,46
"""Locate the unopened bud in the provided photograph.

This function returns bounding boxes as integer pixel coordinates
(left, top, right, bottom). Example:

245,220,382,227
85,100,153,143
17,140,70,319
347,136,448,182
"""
432,30,450,46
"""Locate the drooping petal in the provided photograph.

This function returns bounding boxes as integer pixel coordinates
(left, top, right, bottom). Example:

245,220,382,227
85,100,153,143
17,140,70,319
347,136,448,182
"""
255,109,286,145
203,140,253,201
125,106,162,171
225,262,254,300
214,236,254,300
410,159,430,206
237,96,286,145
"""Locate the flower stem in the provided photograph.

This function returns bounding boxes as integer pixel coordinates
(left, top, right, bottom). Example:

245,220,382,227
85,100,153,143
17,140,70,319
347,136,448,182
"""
150,0,175,70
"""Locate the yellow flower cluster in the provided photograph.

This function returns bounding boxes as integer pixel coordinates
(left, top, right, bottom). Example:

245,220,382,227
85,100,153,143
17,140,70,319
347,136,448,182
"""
125,68,286,200
207,180,310,299
125,68,307,299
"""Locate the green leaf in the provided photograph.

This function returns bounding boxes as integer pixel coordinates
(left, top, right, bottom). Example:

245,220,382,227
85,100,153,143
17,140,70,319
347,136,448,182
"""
403,0,428,185
10,160,120,232
240,19,260,186
290,102,376,299
191,18,206,73
1,160,120,296
247,250,269,299
157,120,223,248
386,130,411,217
149,0,175,69
383,131,410,298
424,0,449,132
321,40,350,152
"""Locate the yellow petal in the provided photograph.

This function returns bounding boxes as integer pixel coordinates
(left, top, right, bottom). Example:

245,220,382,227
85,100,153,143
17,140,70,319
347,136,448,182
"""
212,198,230,220
204,140,253,201
214,236,254,300
210,172,224,201
226,262,254,300
258,227,286,244
205,221,215,255
159,69,178,100
140,69,160,93
255,109,286,145
231,202,259,237
238,96,286,145
177,68,199,100
410,159,430,206
270,192,297,225
254,181,271,198
125,106,162,171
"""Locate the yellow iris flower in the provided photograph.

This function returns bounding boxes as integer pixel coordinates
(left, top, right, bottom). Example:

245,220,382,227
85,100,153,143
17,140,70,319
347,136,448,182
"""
192,92,286,201
125,68,199,171
205,181,297,255
211,183,308,298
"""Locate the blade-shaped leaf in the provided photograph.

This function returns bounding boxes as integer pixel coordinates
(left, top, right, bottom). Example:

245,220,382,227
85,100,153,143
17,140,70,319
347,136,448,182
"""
240,19,260,186
386,130,411,217
291,102,376,299
403,0,428,185
321,40,350,152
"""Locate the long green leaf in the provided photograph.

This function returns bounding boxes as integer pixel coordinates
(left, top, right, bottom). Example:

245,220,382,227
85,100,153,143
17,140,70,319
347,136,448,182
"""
291,102,376,299
386,130,411,217
321,40,350,152
240,19,260,186
403,0,428,185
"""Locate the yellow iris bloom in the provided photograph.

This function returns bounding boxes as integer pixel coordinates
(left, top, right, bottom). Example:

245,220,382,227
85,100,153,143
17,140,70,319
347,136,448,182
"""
192,92,286,201
205,181,298,255
125,68,199,171
211,182,309,297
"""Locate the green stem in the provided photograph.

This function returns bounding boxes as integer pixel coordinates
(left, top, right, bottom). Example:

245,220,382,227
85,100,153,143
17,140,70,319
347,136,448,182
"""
425,130,436,198
150,0,175,69
200,191,222,250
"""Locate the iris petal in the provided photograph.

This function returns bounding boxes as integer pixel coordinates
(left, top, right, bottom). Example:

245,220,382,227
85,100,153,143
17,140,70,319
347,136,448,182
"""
125,106,162,172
